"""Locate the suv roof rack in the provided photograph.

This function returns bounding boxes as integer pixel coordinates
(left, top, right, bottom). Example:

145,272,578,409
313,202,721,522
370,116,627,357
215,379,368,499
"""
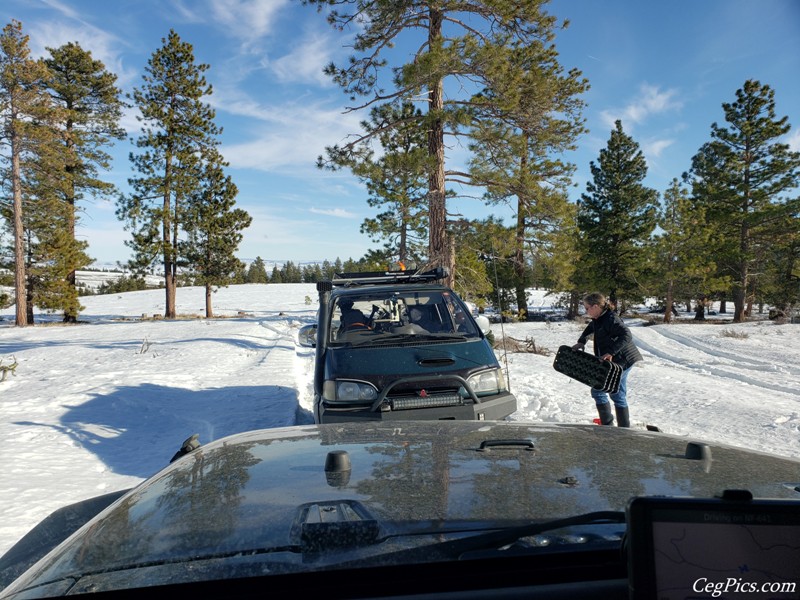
329,267,448,287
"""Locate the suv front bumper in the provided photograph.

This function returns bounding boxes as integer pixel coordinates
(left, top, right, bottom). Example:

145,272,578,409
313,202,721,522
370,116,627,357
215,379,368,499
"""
318,391,517,424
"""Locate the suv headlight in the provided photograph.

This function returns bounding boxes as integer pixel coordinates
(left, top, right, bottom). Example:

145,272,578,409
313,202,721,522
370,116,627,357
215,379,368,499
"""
323,380,378,402
467,368,507,395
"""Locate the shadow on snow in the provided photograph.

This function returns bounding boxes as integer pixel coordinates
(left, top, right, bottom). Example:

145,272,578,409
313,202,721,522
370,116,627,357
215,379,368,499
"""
15,383,315,479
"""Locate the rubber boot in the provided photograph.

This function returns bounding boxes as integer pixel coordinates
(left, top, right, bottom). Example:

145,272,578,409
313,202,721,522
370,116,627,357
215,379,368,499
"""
615,406,630,428
596,403,614,425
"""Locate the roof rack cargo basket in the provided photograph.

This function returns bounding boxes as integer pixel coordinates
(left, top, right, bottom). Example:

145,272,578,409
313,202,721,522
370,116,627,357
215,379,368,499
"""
329,267,448,287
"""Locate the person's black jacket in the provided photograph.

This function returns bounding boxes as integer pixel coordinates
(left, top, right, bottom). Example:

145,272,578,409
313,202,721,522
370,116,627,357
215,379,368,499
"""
578,309,642,370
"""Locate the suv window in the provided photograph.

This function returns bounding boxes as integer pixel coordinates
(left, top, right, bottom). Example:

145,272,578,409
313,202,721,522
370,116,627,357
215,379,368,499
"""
331,290,479,345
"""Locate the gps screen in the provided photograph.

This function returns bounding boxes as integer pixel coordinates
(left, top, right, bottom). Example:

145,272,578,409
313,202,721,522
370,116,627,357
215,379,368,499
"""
627,497,800,599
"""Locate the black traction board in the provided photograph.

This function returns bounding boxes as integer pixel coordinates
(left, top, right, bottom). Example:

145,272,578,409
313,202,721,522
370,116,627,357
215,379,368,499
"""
553,345,622,393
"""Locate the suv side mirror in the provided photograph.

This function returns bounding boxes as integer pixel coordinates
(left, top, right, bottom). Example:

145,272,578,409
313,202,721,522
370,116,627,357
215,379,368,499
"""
475,315,491,335
298,324,317,348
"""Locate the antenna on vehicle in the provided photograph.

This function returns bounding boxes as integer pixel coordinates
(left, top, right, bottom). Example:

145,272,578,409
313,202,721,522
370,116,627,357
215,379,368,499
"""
488,246,511,390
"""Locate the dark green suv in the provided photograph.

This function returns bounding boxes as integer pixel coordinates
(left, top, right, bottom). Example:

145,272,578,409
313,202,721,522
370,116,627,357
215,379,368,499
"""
298,268,517,424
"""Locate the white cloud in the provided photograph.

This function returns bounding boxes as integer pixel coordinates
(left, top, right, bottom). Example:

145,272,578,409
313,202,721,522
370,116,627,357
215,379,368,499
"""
24,19,137,88
167,0,206,23
786,128,800,153
220,101,363,171
37,0,81,20
207,0,289,46
310,207,357,218
600,83,683,130
234,206,370,261
269,31,338,86
644,138,675,159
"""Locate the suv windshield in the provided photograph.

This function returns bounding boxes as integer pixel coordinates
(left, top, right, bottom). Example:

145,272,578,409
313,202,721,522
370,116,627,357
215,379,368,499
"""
330,290,479,345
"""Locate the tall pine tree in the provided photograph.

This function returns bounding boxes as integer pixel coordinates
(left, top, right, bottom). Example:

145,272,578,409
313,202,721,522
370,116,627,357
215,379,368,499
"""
576,120,658,307
118,30,221,318
0,20,57,326
469,39,587,319
686,80,800,322
44,42,125,321
309,0,575,285
326,102,429,265
652,179,728,323
181,153,251,317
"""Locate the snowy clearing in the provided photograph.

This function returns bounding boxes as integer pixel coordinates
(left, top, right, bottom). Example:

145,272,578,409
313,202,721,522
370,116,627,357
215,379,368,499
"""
0,284,798,556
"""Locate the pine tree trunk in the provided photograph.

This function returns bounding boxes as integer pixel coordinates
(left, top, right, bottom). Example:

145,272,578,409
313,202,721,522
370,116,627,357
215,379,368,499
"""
426,8,451,286
663,283,674,324
514,148,529,321
26,284,34,324
205,283,213,318
514,196,527,320
64,193,78,323
399,215,408,264
163,165,176,319
733,196,750,323
64,136,78,322
11,132,27,327
567,290,580,320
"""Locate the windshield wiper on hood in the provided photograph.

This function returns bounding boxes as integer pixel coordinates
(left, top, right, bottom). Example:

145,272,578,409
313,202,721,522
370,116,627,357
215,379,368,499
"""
335,511,626,567
350,332,468,346
49,512,625,589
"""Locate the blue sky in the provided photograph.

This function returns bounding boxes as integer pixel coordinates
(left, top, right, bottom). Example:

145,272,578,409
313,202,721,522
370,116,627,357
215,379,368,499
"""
3,0,799,266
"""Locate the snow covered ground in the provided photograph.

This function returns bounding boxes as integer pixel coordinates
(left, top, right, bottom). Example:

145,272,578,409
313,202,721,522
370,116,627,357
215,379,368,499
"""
0,284,798,557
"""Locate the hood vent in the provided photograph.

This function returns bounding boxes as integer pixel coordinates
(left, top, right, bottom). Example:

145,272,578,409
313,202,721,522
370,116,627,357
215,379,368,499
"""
418,357,456,367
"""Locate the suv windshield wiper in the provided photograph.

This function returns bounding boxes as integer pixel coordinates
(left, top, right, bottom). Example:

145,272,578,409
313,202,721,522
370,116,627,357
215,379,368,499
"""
350,332,468,346
338,511,626,566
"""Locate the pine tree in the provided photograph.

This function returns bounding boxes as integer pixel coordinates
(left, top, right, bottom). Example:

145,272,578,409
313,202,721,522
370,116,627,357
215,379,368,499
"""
269,265,282,283
309,0,573,284
652,179,729,323
468,38,587,319
450,218,501,302
686,80,800,322
328,102,429,264
321,259,334,280
117,30,221,318
23,158,92,321
302,263,323,283
281,261,303,283
757,214,799,314
230,261,247,284
181,153,251,317
576,120,658,307
0,20,57,326
44,42,125,321
247,257,268,283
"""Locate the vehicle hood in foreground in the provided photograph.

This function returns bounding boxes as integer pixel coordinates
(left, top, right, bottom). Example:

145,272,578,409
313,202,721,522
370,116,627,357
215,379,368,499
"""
4,421,800,597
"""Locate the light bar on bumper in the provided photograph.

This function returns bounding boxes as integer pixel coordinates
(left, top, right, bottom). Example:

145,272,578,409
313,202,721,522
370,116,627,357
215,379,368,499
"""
390,394,464,410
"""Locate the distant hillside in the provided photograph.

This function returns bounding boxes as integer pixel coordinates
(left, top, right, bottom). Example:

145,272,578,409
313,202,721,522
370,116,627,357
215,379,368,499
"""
77,270,163,290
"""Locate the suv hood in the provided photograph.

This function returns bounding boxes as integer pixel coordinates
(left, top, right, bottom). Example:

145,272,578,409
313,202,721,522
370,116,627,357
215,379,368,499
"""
4,421,800,596
327,339,492,379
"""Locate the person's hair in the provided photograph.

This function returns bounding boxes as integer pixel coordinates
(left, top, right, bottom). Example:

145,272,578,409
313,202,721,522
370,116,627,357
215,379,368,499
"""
582,292,615,311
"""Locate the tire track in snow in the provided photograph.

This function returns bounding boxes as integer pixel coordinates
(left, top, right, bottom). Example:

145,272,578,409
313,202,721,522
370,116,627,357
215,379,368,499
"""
633,327,799,396
258,319,315,425
652,326,799,375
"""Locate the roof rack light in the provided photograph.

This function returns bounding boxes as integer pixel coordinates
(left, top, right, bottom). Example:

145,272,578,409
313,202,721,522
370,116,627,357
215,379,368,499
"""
329,267,448,287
